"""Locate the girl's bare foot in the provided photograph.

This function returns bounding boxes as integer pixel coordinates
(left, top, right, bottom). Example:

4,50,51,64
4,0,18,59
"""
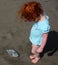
29,54,36,59
31,57,40,64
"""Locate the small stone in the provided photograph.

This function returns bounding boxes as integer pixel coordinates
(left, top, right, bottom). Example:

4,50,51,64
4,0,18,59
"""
6,49,20,57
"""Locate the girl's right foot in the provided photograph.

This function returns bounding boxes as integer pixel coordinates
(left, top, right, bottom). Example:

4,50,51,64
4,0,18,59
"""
29,52,37,60
31,56,40,64
29,54,36,59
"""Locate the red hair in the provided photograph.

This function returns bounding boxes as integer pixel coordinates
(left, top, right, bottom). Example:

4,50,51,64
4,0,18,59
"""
17,1,43,22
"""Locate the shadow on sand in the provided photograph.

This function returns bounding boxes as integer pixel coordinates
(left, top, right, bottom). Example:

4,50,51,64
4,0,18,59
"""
40,31,58,57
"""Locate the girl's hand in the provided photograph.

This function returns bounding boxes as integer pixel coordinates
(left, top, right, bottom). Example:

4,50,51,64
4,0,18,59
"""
36,33,48,53
36,47,43,53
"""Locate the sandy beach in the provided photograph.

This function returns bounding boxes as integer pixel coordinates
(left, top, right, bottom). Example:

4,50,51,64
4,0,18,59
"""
0,0,58,65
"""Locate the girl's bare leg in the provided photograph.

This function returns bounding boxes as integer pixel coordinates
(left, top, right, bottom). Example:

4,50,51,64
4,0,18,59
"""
29,44,40,63
30,44,39,59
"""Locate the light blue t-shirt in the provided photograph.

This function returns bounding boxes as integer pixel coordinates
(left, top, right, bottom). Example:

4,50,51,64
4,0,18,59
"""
29,16,50,45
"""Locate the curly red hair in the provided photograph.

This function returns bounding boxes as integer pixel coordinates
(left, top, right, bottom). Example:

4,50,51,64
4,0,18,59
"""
18,1,43,22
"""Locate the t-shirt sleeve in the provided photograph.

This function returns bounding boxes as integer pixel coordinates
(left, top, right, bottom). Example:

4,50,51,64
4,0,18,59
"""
42,24,50,33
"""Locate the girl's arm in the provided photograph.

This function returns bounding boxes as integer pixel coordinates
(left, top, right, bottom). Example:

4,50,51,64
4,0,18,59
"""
37,33,48,53
41,33,48,49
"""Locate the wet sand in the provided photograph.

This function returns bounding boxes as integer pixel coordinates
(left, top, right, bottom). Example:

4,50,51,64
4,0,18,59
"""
0,0,58,65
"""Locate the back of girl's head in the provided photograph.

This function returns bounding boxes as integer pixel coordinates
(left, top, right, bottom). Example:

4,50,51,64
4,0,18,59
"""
18,1,43,22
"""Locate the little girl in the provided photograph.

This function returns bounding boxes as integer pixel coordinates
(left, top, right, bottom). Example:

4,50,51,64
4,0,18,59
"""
18,1,50,63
